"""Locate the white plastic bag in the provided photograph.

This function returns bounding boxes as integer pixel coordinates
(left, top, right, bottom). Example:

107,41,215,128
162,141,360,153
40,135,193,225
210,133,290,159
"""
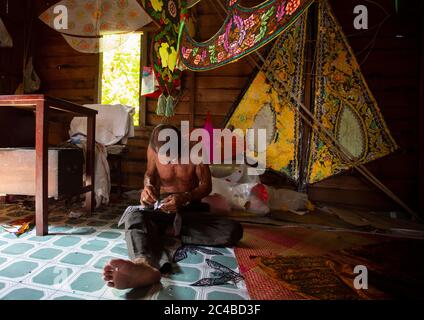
231,183,270,215
209,164,269,215
210,177,269,216
266,186,310,215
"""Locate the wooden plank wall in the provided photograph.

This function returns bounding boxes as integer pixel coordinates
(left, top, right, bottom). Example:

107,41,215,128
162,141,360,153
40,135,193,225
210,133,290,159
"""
420,2,424,216
33,0,99,106
0,0,25,94
32,0,99,145
0,0,71,146
24,0,422,213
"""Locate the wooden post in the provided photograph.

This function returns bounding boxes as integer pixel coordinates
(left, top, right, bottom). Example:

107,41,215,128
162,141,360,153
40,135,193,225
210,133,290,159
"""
96,51,102,104
35,100,48,236
140,32,148,128
85,115,96,213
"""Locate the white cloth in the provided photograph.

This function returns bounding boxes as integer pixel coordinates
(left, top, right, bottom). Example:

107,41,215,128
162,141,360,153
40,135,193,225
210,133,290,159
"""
93,142,111,208
266,187,310,215
69,104,134,208
70,104,135,146
71,135,111,208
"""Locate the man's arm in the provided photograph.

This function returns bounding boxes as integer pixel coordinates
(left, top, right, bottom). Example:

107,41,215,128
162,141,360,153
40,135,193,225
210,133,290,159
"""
140,146,159,205
160,164,212,214
189,164,212,202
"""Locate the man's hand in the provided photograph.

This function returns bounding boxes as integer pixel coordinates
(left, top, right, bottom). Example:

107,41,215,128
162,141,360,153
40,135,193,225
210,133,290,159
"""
140,185,158,205
160,194,189,214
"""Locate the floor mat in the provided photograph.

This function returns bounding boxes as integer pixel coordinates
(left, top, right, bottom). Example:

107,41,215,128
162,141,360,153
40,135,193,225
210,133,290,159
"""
255,255,365,300
234,224,385,300
254,238,424,300
0,201,249,300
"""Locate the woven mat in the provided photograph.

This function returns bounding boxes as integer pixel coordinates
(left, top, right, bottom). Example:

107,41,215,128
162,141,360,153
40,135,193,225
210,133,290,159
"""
234,224,383,300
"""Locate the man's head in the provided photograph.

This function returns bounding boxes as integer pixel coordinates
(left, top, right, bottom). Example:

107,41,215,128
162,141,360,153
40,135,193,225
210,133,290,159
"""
149,124,182,163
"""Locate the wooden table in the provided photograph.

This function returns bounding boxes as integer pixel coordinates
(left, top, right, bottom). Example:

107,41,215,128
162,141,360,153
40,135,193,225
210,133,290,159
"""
0,95,97,236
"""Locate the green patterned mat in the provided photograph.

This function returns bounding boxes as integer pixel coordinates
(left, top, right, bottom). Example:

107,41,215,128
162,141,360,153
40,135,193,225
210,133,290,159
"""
0,201,248,300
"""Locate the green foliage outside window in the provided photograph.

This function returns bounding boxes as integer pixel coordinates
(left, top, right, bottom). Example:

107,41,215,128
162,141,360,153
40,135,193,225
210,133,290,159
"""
101,33,141,126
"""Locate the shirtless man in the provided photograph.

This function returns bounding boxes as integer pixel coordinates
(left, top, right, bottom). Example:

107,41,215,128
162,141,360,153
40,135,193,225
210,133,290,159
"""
103,124,243,289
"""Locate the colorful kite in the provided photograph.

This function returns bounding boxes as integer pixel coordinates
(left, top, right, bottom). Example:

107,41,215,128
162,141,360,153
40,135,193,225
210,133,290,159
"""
139,0,198,116
226,0,398,185
141,0,185,97
226,12,308,182
179,0,314,71
306,0,398,184
39,0,153,53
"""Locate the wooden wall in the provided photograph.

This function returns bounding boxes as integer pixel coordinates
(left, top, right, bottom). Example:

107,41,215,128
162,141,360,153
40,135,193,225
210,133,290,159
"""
0,0,25,94
33,1,99,105
21,0,422,213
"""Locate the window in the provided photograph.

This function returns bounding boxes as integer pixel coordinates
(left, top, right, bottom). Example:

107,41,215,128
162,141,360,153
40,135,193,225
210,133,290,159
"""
100,33,142,126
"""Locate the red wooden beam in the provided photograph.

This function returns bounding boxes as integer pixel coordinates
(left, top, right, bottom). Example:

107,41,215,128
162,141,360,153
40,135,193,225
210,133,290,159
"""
35,101,48,236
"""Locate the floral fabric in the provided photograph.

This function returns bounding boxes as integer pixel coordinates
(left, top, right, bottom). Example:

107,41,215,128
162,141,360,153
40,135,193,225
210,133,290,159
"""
180,0,314,71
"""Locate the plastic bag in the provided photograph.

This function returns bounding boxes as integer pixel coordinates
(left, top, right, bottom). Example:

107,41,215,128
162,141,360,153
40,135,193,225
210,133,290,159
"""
266,186,311,215
210,177,269,216
231,183,269,215
209,164,269,215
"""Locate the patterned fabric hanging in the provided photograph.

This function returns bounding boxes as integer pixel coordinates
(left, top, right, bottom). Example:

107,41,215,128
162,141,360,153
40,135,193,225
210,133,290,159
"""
140,0,198,117
39,0,152,53
179,0,314,71
306,0,398,184
225,12,308,183
142,0,184,96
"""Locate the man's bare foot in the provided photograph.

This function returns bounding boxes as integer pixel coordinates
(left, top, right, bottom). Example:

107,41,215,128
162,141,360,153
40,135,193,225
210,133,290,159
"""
103,259,161,290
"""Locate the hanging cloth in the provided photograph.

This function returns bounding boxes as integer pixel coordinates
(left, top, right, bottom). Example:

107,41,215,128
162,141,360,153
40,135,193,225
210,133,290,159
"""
0,17,13,47
156,93,167,116
23,57,41,93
